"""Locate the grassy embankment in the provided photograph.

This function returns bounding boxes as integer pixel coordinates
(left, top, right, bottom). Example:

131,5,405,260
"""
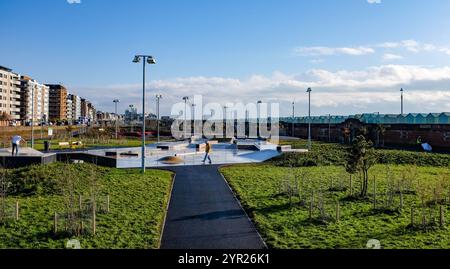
0,163,173,249
221,140,450,249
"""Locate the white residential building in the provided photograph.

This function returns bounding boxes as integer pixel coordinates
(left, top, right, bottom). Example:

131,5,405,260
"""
0,66,21,120
20,76,50,124
66,97,73,124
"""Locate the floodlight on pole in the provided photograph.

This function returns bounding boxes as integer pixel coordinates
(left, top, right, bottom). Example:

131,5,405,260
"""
307,88,312,151
182,97,189,139
113,99,120,140
192,103,197,137
257,101,262,139
400,88,404,115
31,85,35,149
156,94,162,143
132,55,156,174
292,101,295,137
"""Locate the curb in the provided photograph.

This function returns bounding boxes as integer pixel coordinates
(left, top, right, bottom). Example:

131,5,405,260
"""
157,171,176,249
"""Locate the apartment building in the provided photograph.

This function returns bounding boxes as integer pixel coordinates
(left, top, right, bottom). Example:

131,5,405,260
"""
88,102,96,122
70,94,82,122
66,97,73,124
0,66,21,120
46,84,68,122
20,76,49,124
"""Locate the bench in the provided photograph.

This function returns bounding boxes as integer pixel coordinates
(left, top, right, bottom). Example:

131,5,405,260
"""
58,141,83,149
58,142,70,148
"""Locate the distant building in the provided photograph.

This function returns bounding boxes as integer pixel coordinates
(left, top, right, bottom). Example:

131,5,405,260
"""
96,111,115,125
125,105,138,122
68,94,81,122
88,102,96,123
20,76,49,125
282,113,450,125
66,97,73,124
46,84,68,122
0,66,21,120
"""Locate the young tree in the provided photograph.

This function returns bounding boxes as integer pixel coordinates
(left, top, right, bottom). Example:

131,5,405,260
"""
345,135,377,198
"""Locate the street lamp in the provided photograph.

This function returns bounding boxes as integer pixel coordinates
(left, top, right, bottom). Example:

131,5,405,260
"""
292,101,295,137
31,85,35,149
307,88,312,151
328,114,332,143
191,103,197,137
113,99,120,140
132,55,156,174
257,101,262,139
182,97,189,140
156,94,162,143
224,106,229,138
400,88,404,115
374,112,381,146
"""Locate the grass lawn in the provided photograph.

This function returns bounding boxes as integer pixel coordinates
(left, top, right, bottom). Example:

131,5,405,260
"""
0,163,173,249
221,164,450,249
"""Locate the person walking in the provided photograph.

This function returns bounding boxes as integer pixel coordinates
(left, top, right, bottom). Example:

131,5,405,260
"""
11,135,26,156
202,142,212,165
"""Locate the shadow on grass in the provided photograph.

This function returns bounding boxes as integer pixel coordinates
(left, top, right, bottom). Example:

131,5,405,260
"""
352,207,402,218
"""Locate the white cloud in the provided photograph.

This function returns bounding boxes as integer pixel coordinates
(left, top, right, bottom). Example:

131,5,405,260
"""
295,40,450,60
67,0,81,4
77,65,450,116
377,40,450,55
310,59,325,64
294,46,375,56
367,0,381,4
382,53,403,61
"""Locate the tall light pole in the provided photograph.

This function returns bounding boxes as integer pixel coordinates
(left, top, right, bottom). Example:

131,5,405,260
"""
307,88,312,151
31,86,35,149
245,109,249,138
113,99,120,140
400,88,404,115
328,114,332,143
192,103,197,137
257,101,262,139
129,105,135,132
156,94,162,143
374,112,381,146
292,101,295,137
224,106,228,138
133,55,156,174
182,97,189,140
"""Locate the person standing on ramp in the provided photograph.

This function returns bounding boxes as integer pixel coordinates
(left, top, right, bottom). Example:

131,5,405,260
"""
11,135,26,156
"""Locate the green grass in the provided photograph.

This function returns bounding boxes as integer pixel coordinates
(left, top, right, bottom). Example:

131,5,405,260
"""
274,139,450,167
221,164,450,249
32,138,167,151
0,163,173,249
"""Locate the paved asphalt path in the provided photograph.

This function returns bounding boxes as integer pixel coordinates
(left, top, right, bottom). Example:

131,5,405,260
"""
160,165,266,249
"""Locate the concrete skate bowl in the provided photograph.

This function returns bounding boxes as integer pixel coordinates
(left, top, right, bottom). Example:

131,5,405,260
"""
158,156,184,165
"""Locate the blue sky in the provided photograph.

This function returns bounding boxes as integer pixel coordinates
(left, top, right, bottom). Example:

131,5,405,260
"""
1,0,450,116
